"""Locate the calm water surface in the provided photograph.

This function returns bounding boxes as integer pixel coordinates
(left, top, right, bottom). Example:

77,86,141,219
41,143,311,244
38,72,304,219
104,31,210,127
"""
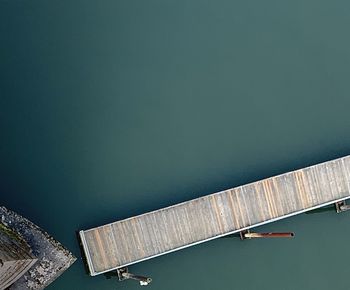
1,1,350,289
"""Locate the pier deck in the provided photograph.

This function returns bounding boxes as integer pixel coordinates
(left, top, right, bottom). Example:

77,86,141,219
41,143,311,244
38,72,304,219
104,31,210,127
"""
79,156,350,276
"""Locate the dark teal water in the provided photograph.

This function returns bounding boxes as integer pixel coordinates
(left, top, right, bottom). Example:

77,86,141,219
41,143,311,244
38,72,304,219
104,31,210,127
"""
1,1,350,289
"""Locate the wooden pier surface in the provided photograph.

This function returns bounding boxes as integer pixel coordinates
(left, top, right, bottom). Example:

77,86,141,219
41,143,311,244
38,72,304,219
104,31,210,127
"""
79,156,350,275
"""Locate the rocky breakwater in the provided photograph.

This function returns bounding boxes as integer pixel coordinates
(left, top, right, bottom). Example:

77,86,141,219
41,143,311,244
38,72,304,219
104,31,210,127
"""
0,207,76,289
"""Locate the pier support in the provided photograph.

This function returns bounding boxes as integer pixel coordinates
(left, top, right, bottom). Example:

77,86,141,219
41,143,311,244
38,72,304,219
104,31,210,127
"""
117,267,152,286
335,200,350,213
240,230,294,240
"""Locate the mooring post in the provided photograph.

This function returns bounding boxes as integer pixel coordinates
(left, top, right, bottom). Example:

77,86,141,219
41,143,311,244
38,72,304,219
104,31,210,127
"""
117,267,152,286
240,230,294,240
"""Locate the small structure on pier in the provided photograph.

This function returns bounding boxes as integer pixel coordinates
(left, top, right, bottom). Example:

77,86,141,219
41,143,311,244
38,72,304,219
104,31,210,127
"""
79,156,350,279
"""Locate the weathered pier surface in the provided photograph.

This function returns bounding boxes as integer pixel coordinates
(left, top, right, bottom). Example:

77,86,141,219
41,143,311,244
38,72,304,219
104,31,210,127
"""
79,156,350,276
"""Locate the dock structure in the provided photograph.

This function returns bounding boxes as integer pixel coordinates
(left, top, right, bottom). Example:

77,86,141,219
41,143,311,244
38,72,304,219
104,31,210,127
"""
79,156,350,276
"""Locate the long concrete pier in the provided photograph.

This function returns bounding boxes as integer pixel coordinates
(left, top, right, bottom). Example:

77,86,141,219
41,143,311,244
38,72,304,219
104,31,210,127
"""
79,155,350,276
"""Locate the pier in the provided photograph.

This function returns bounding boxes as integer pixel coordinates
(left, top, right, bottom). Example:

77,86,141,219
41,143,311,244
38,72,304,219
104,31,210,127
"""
79,156,350,276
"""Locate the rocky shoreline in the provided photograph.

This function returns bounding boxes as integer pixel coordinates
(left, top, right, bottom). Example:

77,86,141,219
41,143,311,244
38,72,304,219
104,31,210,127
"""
0,207,76,289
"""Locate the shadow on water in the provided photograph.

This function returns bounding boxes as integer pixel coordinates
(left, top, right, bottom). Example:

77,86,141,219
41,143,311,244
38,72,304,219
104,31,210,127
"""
305,205,336,214
104,271,118,280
